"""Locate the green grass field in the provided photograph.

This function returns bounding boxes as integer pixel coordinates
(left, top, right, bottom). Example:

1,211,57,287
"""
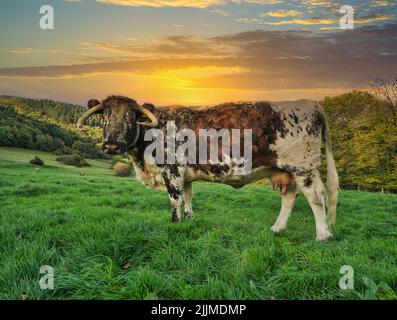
0,147,396,300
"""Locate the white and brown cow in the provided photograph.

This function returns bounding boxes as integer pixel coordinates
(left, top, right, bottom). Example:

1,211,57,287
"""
77,96,339,241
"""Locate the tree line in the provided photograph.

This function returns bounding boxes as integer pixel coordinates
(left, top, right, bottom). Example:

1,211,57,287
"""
320,78,397,193
0,81,396,192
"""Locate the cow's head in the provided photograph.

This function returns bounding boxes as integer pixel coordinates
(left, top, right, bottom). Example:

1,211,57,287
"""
77,96,158,155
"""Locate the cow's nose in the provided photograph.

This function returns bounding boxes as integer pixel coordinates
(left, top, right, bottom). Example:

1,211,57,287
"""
103,143,121,154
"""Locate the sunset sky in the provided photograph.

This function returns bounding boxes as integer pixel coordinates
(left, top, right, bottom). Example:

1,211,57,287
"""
0,0,396,106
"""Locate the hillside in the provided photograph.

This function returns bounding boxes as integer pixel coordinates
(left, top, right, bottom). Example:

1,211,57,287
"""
0,147,396,300
0,96,103,159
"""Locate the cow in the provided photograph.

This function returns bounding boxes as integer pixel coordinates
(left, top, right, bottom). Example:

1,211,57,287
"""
77,96,339,241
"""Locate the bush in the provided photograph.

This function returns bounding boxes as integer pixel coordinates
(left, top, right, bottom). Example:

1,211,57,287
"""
56,155,91,168
72,141,102,159
30,156,44,166
63,146,73,155
111,155,124,167
114,162,132,177
111,155,132,169
53,148,64,156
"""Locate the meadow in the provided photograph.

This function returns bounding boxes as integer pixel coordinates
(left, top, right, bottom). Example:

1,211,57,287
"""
0,147,396,300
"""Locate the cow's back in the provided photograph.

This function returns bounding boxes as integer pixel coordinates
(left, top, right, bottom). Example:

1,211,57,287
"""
154,102,289,168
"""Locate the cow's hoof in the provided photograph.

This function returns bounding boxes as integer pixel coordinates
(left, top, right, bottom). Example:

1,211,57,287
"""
270,225,286,234
316,231,333,241
172,215,181,224
184,211,195,220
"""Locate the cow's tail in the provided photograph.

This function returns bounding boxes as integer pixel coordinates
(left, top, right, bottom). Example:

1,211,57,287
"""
322,114,339,228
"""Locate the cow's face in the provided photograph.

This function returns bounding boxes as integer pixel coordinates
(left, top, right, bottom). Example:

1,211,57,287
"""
77,96,159,155
101,101,139,154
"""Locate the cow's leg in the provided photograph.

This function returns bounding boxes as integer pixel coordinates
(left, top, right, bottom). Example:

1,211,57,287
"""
182,182,195,219
166,185,183,223
294,170,332,241
271,187,298,234
162,170,184,224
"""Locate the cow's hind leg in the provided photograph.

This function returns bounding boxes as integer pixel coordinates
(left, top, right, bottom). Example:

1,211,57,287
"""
294,170,332,241
271,186,298,234
182,182,195,219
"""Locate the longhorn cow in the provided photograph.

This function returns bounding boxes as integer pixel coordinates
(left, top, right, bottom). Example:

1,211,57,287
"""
77,96,339,241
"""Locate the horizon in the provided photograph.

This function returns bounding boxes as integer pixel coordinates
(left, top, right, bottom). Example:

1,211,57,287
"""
1,0,396,105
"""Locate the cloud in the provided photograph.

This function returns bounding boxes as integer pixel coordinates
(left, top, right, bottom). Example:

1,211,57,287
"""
210,8,230,16
95,0,286,8
95,0,225,8
81,36,238,58
9,48,35,55
1,24,396,93
238,14,395,26
263,10,302,18
9,48,62,55
238,17,336,25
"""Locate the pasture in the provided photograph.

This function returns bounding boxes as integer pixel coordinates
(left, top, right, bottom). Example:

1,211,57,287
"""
0,147,396,300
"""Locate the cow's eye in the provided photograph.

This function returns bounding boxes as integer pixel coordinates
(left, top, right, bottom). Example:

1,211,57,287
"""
126,112,134,121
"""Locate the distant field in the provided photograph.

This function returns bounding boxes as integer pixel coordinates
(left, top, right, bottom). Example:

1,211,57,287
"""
0,147,396,300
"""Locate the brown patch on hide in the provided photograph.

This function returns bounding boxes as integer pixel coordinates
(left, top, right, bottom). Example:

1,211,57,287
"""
152,102,287,171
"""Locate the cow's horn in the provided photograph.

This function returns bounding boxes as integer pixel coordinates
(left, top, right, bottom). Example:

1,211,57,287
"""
134,104,159,128
76,103,104,128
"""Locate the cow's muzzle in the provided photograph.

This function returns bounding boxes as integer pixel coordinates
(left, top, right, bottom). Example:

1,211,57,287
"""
102,141,126,155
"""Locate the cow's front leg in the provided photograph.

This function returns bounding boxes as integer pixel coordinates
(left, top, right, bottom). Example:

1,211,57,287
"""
168,190,183,223
183,182,195,219
162,169,184,223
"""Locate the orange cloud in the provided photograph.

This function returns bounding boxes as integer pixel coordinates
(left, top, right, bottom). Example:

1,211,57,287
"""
95,0,225,8
95,0,285,8
263,10,302,18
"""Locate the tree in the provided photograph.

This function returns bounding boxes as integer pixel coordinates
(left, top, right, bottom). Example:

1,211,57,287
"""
371,77,397,127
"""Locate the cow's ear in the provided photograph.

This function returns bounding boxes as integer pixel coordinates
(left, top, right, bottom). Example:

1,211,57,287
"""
87,99,103,115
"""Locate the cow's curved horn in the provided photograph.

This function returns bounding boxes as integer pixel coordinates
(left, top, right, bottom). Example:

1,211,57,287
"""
134,104,159,128
76,104,104,128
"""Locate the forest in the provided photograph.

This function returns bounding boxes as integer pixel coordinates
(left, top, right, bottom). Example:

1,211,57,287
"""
0,80,396,192
0,96,103,159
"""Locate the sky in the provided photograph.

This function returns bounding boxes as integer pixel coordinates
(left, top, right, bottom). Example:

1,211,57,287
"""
0,0,396,106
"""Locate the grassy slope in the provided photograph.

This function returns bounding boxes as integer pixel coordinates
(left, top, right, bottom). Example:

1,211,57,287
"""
0,147,396,300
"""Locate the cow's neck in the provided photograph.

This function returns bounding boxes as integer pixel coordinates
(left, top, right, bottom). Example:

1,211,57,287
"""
126,125,153,171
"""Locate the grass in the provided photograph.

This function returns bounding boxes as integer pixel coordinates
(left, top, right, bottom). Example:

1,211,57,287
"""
0,147,396,300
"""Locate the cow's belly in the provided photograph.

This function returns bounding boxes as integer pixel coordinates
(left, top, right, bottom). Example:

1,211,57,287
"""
186,166,275,188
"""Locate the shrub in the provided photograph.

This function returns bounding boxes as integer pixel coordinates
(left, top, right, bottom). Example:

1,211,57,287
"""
111,155,124,168
63,146,73,155
111,155,132,168
56,155,91,167
72,141,102,159
114,162,132,177
53,148,64,156
30,156,44,166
